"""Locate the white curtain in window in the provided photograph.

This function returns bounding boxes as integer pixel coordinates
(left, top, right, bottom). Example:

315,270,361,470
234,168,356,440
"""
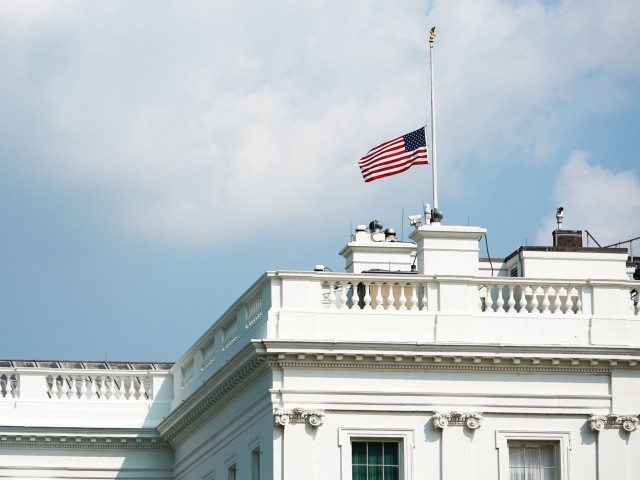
509,444,556,480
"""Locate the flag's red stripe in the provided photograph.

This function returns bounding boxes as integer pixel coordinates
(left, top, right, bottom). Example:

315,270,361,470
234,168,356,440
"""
359,144,407,168
362,136,403,158
359,139,404,165
363,159,428,182
360,149,427,175
361,149,428,181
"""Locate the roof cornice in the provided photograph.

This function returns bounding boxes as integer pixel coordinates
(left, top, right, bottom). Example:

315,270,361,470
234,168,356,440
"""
157,342,267,444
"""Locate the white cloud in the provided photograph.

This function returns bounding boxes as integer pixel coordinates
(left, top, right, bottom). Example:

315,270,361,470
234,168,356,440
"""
0,0,639,246
536,151,640,246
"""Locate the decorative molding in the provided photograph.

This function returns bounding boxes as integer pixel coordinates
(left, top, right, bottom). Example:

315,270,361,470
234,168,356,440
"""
262,340,640,372
433,411,483,430
268,359,612,374
0,434,168,450
588,414,640,432
274,408,325,427
160,356,267,443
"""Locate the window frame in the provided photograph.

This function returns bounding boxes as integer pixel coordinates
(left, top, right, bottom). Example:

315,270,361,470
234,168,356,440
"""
338,428,414,480
225,455,238,480
495,430,571,480
249,437,261,480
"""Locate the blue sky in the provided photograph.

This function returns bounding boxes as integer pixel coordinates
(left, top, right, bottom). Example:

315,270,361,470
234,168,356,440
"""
1,0,639,362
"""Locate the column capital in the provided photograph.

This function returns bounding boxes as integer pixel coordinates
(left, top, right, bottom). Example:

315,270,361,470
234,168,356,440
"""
274,408,325,427
589,414,639,432
434,411,483,430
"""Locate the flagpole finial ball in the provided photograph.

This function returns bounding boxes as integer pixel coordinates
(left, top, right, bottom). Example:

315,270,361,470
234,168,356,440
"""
431,208,444,223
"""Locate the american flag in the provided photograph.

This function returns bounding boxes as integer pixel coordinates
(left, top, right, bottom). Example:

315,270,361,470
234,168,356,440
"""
358,127,429,182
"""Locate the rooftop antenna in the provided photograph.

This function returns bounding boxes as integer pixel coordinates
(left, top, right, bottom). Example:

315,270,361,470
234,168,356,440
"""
401,207,405,241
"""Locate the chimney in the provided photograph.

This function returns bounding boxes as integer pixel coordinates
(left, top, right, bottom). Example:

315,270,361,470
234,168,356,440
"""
552,230,583,248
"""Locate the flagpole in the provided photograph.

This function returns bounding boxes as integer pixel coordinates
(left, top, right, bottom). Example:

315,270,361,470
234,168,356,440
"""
428,27,440,215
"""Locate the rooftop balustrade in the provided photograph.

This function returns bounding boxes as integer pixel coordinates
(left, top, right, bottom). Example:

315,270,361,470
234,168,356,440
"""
169,269,640,409
0,365,172,430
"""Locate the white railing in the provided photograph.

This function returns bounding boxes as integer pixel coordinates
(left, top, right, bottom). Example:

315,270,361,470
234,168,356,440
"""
479,282,583,314
200,337,216,370
180,358,195,390
245,290,264,327
46,374,151,400
172,271,640,404
0,373,18,398
321,279,429,311
222,316,238,349
171,275,270,403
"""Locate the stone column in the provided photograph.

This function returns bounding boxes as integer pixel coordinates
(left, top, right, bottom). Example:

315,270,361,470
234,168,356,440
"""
275,408,325,480
589,414,639,480
434,412,482,480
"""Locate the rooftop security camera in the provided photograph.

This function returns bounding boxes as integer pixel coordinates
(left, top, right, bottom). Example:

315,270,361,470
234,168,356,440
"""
408,214,422,227
556,207,564,229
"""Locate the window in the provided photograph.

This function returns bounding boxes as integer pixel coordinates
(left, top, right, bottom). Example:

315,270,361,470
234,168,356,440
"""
508,442,557,480
251,447,261,480
227,464,237,480
352,441,399,480
495,431,571,480
338,428,414,480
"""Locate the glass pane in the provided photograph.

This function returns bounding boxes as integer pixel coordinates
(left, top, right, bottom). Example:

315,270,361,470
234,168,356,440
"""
524,447,539,470
352,465,367,480
510,446,524,467
384,465,400,480
539,445,555,468
352,442,367,465
368,465,382,480
383,442,399,465
368,442,383,465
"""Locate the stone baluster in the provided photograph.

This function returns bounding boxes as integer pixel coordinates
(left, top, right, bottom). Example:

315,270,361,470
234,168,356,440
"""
363,282,372,310
115,377,124,400
565,288,574,314
506,285,516,313
484,285,494,313
98,376,106,399
496,285,505,313
398,283,407,310
530,286,540,313
349,283,358,309
107,377,116,399
575,289,583,314
88,377,97,399
327,282,336,309
339,282,348,310
138,377,147,400
421,282,428,311
410,283,419,311
541,286,551,314
374,283,384,311
79,377,87,399
518,285,528,313
59,376,68,399
552,287,562,313
50,377,58,399
386,283,396,311
69,376,79,399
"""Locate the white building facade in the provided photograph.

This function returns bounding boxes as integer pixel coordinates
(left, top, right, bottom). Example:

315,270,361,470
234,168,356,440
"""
1,219,640,479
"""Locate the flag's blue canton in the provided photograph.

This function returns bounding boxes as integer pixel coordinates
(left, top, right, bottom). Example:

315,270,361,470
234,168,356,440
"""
403,128,426,152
